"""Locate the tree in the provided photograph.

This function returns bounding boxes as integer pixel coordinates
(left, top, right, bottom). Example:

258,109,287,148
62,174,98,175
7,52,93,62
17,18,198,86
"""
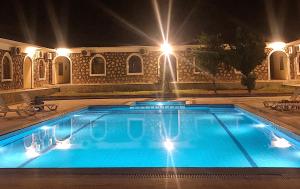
224,27,266,93
195,33,225,93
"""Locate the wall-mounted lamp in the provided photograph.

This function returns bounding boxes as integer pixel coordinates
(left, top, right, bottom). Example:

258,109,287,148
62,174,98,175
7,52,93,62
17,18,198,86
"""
24,47,38,58
56,48,71,57
268,42,286,51
161,42,173,55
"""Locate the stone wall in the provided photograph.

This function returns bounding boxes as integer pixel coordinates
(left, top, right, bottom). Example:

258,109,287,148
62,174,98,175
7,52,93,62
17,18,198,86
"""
176,51,241,82
33,59,51,88
0,50,25,90
169,50,268,83
253,60,269,80
290,54,300,80
70,49,271,85
0,49,52,91
71,52,159,84
0,45,297,92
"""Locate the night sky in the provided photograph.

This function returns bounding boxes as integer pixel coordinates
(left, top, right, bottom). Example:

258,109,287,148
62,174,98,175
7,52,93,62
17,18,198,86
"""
0,0,299,48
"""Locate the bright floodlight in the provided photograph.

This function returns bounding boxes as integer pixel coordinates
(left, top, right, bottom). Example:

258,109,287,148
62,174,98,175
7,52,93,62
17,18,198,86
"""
164,139,174,151
161,42,172,55
56,48,71,57
25,47,38,58
268,42,286,51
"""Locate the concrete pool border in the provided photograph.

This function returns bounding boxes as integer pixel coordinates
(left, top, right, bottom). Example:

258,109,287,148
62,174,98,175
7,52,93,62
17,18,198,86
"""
0,169,299,189
0,167,300,177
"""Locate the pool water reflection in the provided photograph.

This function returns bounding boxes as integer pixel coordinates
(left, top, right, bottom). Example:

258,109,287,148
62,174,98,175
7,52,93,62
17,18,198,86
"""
0,104,300,168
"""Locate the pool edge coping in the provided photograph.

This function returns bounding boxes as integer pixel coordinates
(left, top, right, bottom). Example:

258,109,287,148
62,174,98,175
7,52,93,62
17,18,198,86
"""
0,167,300,178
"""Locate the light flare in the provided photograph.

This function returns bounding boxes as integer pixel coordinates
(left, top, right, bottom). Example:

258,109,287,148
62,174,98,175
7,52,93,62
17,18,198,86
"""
152,0,180,97
56,139,72,150
13,1,34,44
271,135,292,148
164,138,174,152
25,47,38,58
267,42,286,51
41,126,51,131
264,1,285,43
45,0,66,47
56,48,71,57
158,111,181,189
166,54,179,97
165,0,173,41
161,42,173,55
152,0,166,41
25,146,40,158
93,0,159,44
254,123,266,128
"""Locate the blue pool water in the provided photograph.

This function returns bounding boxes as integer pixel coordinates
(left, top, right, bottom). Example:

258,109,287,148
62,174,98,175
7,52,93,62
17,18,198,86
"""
0,102,300,168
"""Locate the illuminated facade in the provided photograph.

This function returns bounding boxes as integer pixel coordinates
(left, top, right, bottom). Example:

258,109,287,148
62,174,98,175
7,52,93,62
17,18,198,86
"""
0,38,300,91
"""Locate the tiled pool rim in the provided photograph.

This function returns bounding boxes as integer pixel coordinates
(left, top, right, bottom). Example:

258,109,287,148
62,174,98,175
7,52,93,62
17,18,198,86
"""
0,102,300,175
0,167,300,178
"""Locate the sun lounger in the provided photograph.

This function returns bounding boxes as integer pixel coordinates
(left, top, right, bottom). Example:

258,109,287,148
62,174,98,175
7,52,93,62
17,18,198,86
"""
271,102,300,112
20,93,58,111
0,96,36,117
264,100,300,108
263,88,300,108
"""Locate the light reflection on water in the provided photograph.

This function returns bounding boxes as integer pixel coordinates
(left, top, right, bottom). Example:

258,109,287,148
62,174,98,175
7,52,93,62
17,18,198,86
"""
0,106,299,168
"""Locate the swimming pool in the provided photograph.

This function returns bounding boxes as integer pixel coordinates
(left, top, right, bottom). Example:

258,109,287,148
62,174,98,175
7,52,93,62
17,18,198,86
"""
0,102,300,168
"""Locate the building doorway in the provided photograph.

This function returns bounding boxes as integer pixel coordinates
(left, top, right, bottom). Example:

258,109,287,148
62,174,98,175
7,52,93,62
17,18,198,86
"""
23,57,33,89
53,56,71,84
269,51,288,80
159,54,177,83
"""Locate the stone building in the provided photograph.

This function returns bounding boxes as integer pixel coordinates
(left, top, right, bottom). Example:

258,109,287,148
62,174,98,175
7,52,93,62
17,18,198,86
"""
0,38,300,92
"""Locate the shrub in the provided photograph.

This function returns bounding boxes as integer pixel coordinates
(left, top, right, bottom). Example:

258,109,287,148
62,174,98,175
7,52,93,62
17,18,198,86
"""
241,73,256,93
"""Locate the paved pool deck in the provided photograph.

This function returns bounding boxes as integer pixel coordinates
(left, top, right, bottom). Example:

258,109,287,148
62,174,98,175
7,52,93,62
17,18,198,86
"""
0,96,300,189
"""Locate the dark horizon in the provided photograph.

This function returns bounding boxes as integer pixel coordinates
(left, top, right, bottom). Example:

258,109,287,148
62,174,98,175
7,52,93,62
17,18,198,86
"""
0,0,299,48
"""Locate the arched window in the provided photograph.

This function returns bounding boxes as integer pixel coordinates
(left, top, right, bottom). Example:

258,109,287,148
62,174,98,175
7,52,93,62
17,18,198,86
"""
127,54,143,75
90,55,106,76
158,54,177,81
1,53,13,81
38,60,46,80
